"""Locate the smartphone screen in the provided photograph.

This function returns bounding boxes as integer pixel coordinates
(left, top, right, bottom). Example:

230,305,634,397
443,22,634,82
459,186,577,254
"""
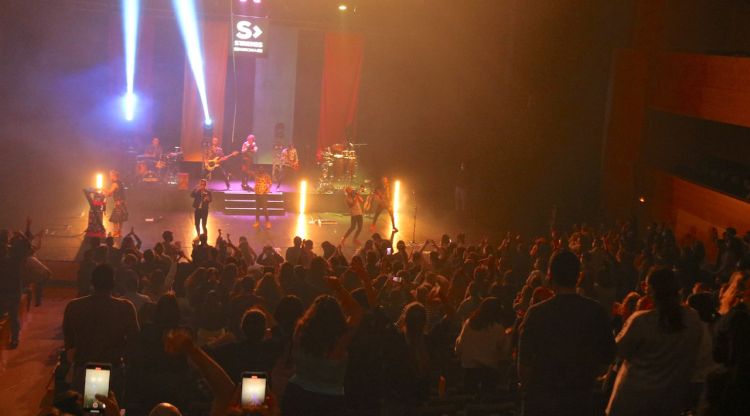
392,275,402,283
83,363,111,413
386,247,393,255
241,372,267,407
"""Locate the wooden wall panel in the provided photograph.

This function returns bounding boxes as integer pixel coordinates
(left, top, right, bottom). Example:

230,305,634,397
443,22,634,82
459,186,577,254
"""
650,171,750,248
649,53,750,127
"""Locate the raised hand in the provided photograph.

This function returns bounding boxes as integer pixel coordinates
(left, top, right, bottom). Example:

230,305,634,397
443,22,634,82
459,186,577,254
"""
93,391,121,416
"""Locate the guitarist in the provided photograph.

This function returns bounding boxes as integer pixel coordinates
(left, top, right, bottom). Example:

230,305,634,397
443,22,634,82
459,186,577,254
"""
275,143,299,191
203,137,231,190
241,134,258,191
370,176,398,233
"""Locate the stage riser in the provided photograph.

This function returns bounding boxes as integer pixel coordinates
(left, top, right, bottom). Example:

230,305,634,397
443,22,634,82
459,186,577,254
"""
223,208,286,216
218,190,287,216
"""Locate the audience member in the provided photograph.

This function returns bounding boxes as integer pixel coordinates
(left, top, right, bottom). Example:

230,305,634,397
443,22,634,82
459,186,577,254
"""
519,250,616,416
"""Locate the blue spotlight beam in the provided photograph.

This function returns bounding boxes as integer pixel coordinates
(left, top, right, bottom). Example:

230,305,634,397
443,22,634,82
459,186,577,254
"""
123,0,140,120
173,0,212,125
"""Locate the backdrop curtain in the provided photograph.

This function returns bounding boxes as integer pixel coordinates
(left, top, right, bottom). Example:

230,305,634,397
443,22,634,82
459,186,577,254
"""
180,19,230,161
316,32,364,149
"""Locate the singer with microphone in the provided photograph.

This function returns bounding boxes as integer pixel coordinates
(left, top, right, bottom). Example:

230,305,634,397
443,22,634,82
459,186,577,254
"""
341,185,365,246
191,178,213,237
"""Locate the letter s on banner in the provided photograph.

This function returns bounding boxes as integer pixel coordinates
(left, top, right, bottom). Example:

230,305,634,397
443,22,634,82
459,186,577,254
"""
236,20,253,40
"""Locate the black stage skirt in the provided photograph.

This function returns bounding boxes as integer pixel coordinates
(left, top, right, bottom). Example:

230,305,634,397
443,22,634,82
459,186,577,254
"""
109,201,129,223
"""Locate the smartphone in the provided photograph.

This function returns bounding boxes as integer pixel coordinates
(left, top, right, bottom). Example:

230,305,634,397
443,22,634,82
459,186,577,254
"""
241,371,267,408
83,363,111,413
386,247,393,255
391,275,403,283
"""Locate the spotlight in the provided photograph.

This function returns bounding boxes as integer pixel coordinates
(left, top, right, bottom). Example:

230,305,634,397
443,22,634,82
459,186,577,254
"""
393,180,401,230
123,0,140,120
638,196,646,204
338,4,348,11
173,0,212,125
296,180,308,239
253,0,262,3
96,173,104,191
298,180,308,214
123,92,137,121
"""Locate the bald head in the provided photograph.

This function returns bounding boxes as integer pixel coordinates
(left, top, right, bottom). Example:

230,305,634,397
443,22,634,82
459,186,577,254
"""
149,403,182,416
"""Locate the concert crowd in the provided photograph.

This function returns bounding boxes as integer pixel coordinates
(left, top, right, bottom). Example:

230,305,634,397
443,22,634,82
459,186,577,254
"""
3,219,750,416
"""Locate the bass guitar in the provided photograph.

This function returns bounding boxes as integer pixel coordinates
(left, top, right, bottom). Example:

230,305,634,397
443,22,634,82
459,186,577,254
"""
204,151,239,172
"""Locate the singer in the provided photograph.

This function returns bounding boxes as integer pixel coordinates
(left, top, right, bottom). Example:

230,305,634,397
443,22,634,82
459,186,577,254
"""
191,178,213,237
341,185,364,246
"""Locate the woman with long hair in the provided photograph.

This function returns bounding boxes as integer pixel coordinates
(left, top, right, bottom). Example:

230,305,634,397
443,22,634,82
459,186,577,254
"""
606,267,703,416
710,271,750,416
280,278,362,416
718,271,749,315
255,272,282,312
381,302,431,415
455,297,511,395
103,170,128,238
130,294,192,411
383,289,457,415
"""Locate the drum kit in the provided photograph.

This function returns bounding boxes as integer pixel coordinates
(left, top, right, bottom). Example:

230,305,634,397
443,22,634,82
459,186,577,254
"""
135,147,184,185
317,143,362,192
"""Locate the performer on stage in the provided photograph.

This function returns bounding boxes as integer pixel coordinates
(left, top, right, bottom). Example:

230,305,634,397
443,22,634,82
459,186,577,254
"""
253,169,272,229
370,176,398,233
144,137,163,159
103,170,128,238
241,134,258,191
341,186,364,246
203,137,231,190
83,187,107,240
275,143,299,191
191,178,212,237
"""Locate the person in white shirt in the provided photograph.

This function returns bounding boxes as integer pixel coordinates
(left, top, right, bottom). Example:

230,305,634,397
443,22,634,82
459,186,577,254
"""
341,186,364,246
455,297,511,395
606,268,703,416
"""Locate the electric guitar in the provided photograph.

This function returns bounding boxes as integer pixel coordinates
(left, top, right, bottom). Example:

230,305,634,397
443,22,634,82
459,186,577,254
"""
204,151,239,172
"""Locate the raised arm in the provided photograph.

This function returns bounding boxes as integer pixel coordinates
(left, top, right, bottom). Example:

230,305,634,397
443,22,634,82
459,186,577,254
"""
326,277,363,328
126,227,142,249
353,262,377,308
164,329,235,416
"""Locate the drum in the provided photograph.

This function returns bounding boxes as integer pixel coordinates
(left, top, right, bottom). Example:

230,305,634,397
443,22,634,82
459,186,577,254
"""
135,160,148,177
331,143,346,154
345,156,357,176
333,154,345,178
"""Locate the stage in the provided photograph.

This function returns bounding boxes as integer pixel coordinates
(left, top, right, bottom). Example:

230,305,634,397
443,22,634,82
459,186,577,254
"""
34,176,475,272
